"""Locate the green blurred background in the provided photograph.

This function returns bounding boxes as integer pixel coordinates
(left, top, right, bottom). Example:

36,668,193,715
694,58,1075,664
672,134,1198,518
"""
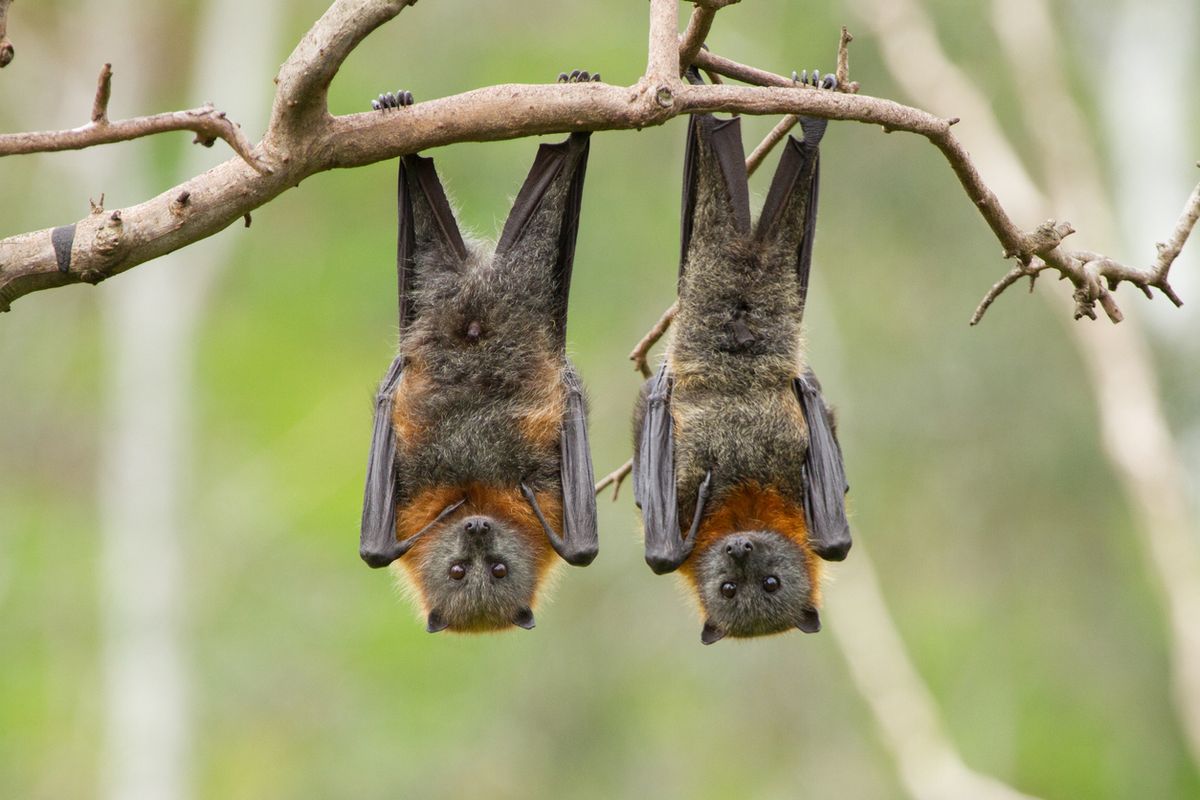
2,1,1198,798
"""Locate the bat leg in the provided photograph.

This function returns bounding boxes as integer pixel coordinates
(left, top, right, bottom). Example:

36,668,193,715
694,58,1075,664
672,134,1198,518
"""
557,69,602,83
520,482,597,567
361,497,465,568
370,89,415,111
645,470,713,575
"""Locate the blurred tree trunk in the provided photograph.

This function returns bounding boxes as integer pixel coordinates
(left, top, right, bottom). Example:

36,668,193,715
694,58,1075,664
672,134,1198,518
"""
91,2,283,799
853,0,1200,771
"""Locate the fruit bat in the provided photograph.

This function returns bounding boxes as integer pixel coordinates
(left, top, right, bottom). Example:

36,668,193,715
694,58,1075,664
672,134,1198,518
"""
359,120,598,634
633,89,851,645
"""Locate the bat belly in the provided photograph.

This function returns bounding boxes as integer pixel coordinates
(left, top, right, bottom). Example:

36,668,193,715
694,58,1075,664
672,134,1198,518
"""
672,386,807,509
393,363,564,498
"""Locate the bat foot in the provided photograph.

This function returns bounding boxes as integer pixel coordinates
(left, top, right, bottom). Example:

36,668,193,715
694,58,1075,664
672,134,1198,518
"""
556,69,602,84
791,68,838,91
370,90,415,111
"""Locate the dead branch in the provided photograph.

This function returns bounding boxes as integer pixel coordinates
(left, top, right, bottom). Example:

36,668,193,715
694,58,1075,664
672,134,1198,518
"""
0,0,1193,322
691,49,1195,323
0,63,265,171
594,460,634,500
0,0,13,68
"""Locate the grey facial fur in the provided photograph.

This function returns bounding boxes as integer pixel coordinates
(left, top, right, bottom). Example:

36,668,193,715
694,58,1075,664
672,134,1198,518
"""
694,530,817,641
414,514,539,631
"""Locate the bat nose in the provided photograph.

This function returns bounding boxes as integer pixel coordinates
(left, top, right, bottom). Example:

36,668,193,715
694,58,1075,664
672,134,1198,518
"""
725,535,753,561
462,516,492,536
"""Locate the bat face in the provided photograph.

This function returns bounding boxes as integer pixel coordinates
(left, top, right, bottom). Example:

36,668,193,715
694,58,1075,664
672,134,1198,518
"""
689,530,820,644
404,511,554,633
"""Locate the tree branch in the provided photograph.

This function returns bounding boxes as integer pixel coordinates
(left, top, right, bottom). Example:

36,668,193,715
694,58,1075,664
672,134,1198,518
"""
692,49,1195,323
0,0,14,69
268,0,417,143
0,2,1191,322
0,62,266,172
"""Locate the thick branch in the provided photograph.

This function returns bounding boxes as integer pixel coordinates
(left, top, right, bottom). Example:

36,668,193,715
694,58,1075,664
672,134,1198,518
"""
0,62,265,172
1,5,1191,320
268,0,416,142
645,0,683,106
0,0,13,68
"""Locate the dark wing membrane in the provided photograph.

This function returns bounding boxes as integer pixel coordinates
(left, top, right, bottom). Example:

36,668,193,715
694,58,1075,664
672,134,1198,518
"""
361,153,468,566
679,112,752,283
793,369,851,561
753,117,827,319
554,367,599,566
495,131,591,349
396,154,469,330
637,364,695,574
360,355,406,567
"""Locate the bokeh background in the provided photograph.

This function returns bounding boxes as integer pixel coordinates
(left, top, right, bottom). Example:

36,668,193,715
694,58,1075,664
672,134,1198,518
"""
2,1,1198,798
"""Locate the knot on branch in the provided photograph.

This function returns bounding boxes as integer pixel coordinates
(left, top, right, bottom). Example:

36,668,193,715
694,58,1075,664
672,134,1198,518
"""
92,208,125,260
1018,219,1075,259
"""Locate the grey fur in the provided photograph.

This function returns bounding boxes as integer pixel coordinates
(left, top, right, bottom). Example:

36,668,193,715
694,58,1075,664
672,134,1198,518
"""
633,108,850,640
416,515,543,631
360,133,598,631
694,530,818,641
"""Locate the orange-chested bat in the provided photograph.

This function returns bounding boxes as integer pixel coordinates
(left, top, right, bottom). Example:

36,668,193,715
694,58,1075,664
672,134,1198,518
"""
360,86,599,633
633,72,851,645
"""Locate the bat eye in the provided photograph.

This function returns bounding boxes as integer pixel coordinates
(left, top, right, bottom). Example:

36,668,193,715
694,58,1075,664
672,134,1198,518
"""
720,581,737,599
449,564,466,581
763,575,781,593
491,562,508,579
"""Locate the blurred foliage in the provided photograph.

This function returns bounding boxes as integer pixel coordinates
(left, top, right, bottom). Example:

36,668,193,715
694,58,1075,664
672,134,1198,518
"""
2,1,1199,798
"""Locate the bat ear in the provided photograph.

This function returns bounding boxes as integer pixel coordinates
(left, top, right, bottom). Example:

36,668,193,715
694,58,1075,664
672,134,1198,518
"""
700,620,727,645
679,113,751,282
795,607,821,634
397,154,469,330
512,607,536,630
426,609,450,633
495,132,591,345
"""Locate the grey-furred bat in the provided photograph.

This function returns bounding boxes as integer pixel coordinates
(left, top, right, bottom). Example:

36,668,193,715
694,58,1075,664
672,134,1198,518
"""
360,86,599,633
633,71,851,645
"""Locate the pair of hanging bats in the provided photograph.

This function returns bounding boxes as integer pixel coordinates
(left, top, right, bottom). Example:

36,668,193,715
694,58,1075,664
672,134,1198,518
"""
359,74,851,644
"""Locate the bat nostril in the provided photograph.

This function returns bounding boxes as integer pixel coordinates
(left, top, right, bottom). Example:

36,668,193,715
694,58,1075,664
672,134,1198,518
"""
463,516,491,535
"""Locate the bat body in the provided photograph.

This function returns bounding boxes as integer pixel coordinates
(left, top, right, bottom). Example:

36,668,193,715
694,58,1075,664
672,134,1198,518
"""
360,129,598,634
634,99,850,645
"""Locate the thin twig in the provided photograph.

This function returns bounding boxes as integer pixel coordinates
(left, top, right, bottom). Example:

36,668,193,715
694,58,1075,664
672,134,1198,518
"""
0,65,267,176
629,300,678,378
92,63,112,124
835,26,858,93
0,0,14,68
746,115,799,176
594,459,633,499
679,5,718,74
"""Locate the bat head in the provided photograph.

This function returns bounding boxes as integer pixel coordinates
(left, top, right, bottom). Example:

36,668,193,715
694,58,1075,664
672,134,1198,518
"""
408,513,545,633
692,530,820,644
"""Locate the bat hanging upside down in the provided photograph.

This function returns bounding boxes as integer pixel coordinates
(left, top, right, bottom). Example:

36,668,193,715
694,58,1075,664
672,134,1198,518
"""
634,72,852,645
360,83,599,634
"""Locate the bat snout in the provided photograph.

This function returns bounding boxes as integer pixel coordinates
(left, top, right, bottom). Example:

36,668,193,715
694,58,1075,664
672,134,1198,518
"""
462,516,493,536
724,535,754,562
